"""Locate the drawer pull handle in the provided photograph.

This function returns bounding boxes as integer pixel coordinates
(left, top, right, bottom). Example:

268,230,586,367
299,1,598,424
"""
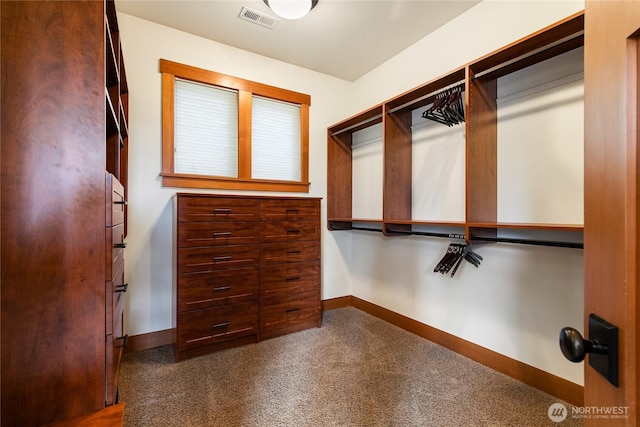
114,200,128,205
115,283,129,293
214,256,232,261
286,308,301,313
212,322,230,329
116,334,129,348
214,232,232,237
213,208,232,214
114,243,127,249
213,286,232,292
287,250,301,255
286,209,299,213
286,276,301,282
286,229,301,234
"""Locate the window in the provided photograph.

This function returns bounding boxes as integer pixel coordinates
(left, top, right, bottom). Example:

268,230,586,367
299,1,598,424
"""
160,59,311,192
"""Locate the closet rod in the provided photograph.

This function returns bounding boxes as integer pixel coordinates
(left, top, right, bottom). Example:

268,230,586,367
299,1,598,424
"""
353,227,455,239
388,230,453,238
470,235,583,249
351,226,384,233
348,227,583,248
386,79,466,115
330,114,383,137
471,31,583,80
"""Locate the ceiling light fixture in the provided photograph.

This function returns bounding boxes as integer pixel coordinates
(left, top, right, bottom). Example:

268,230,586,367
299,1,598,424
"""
263,0,318,20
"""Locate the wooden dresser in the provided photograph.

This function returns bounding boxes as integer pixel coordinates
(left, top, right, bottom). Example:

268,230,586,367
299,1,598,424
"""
173,194,321,361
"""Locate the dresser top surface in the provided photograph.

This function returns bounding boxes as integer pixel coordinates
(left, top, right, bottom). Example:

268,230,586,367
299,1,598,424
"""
174,193,322,201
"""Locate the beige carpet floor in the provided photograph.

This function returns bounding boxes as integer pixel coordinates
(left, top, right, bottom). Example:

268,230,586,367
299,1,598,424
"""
119,307,582,426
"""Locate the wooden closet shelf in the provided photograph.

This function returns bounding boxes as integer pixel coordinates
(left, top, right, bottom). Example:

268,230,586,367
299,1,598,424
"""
386,67,466,112
326,11,585,250
329,105,383,136
469,222,583,232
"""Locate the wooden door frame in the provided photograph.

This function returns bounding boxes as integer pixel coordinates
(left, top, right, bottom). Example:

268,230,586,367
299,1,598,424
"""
584,1,639,424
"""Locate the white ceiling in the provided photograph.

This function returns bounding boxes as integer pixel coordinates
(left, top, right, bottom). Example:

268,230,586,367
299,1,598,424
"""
115,0,480,81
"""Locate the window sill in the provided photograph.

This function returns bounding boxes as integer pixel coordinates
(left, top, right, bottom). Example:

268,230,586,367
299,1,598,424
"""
160,173,310,193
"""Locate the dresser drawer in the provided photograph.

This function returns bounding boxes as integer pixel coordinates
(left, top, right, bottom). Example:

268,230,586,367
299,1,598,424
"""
177,302,259,350
178,244,259,273
106,315,126,407
260,261,320,298
106,260,126,336
105,223,125,281
260,241,320,265
260,221,320,244
260,199,319,221
178,267,259,312
106,173,125,227
179,221,259,248
178,197,259,223
105,247,124,283
260,289,320,331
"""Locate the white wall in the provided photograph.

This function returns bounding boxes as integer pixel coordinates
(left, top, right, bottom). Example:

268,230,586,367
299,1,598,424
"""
345,0,585,385
120,0,586,387
118,13,354,337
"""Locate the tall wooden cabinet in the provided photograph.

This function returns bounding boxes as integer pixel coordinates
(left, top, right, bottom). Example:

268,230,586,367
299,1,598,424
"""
1,0,129,425
173,194,321,361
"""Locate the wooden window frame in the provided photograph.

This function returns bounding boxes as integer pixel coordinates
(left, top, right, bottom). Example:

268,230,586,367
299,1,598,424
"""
160,59,311,192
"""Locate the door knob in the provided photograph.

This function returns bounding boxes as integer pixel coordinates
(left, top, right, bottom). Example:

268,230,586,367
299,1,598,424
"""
559,326,607,362
559,313,619,387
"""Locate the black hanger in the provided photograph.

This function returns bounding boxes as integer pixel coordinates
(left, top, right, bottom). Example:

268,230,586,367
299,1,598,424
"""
421,84,465,127
433,234,482,277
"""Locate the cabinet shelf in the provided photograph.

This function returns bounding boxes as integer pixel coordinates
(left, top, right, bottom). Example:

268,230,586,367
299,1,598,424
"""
328,218,383,231
104,0,128,200
105,17,119,89
468,222,583,232
327,11,585,249
106,88,119,138
470,12,583,79
386,68,466,113
329,104,383,137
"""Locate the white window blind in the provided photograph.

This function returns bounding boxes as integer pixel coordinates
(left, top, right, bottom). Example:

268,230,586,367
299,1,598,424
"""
174,79,238,177
251,95,301,181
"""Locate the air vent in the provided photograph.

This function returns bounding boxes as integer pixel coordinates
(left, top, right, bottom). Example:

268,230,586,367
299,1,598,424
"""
238,6,278,29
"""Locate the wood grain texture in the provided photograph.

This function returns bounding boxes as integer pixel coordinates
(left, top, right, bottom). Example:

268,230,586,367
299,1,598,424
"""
161,173,310,192
177,267,259,312
321,296,352,312
465,73,497,226
238,90,253,180
1,1,107,424
300,104,310,184
174,195,321,361
260,261,320,298
584,1,639,422
471,11,584,77
159,58,310,105
124,329,174,354
327,131,353,221
383,108,412,223
161,72,175,174
45,403,124,427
